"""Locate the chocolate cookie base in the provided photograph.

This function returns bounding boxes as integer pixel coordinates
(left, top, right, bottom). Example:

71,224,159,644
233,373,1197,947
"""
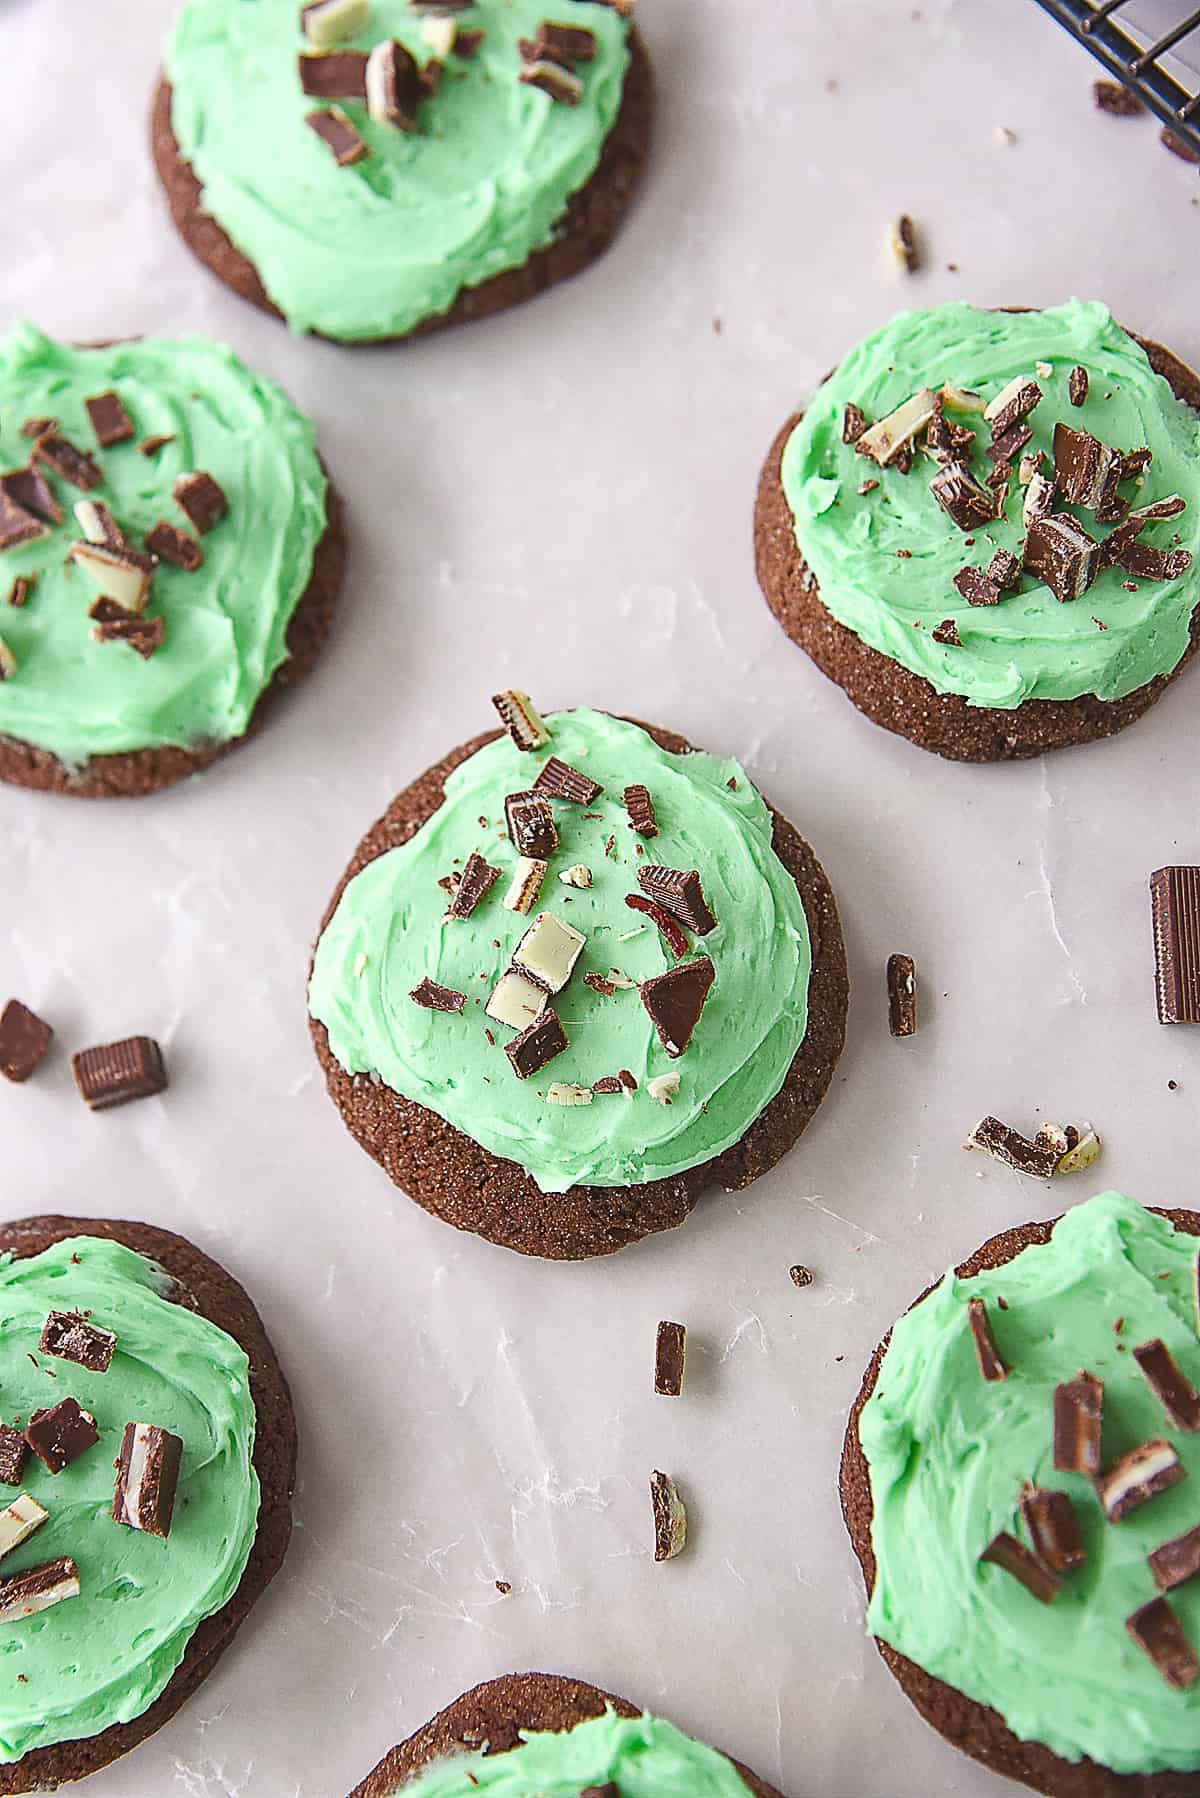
309,717,849,1261
755,331,1200,762
0,1214,295,1793
840,1205,1200,1798
348,1670,786,1798
0,479,344,800
149,27,653,345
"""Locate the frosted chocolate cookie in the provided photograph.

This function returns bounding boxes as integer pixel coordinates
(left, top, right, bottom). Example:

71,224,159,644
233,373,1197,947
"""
841,1191,1200,1795
348,1670,785,1796
0,1214,294,1790
756,301,1200,761
152,0,652,344
0,325,342,798
308,697,848,1259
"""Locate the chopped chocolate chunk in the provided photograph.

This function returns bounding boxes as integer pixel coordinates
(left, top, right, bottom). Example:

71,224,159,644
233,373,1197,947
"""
505,1008,567,1079
512,911,585,992
789,1265,814,1289
636,865,716,935
857,389,938,466
1024,512,1099,602
112,1422,183,1538
967,1116,1059,1178
1023,469,1055,527
525,20,597,64
19,417,54,440
492,689,551,750
24,1399,98,1474
2,465,62,527
409,978,466,1014
1097,1438,1185,1523
930,462,995,531
4,575,33,610
502,857,547,915
1162,126,1200,165
69,540,154,613
1130,493,1187,523
485,970,547,1032
651,1470,687,1561
84,391,134,448
0,637,15,681
1150,1523,1200,1593
987,420,1033,467
624,892,690,959
0,1429,27,1488
31,433,100,491
980,1531,1059,1604
505,790,558,859
0,1557,80,1621
655,1321,687,1397
1121,542,1192,581
71,1036,167,1110
984,375,1042,437
842,402,868,445
926,413,976,462
1121,447,1154,482
144,520,202,572
953,566,1001,607
1098,514,1146,570
1053,422,1118,511
1054,1371,1104,1476
1128,1596,1200,1689
1150,866,1200,1024
89,599,165,659
0,1493,46,1562
299,49,368,98
0,1000,52,1083
306,104,370,162
453,26,485,55
1134,1339,1200,1430
888,213,920,274
532,756,603,804
174,471,227,534
931,618,961,646
583,972,616,997
1094,78,1142,115
366,39,424,128
1052,1123,1102,1175
592,1074,625,1093
886,953,917,1036
623,784,658,837
39,1312,116,1374
1068,365,1089,407
519,59,583,103
1020,1486,1085,1573
0,484,47,551
986,547,1020,592
75,498,125,547
640,957,715,1057
445,851,500,920
138,434,175,458
301,0,368,46
966,1296,1007,1382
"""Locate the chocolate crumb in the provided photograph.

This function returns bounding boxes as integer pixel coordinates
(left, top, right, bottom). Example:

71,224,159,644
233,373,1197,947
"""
789,1265,814,1289
1094,79,1143,116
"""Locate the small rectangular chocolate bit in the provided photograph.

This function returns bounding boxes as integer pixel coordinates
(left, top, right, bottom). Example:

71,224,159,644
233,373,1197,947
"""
366,39,424,128
174,471,227,533
625,893,690,958
654,1320,686,1397
1150,1522,1200,1593
0,1493,47,1562
1127,1596,1200,1689
0,1428,27,1487
504,1008,567,1078
89,600,165,660
623,783,658,837
581,1787,619,1798
24,1399,98,1474
31,432,101,491
512,911,585,992
112,1422,184,1538
966,1296,1007,1382
967,1116,1060,1177
444,850,500,920
502,856,546,915
2,464,63,526
71,1035,167,1110
0,999,52,1083
1097,1438,1185,1523
1068,365,1089,407
651,1469,687,1561
886,953,917,1036
485,970,548,1031
531,756,603,805
0,484,47,551
637,865,716,935
987,421,1033,467
640,957,715,1058
535,20,597,62
409,977,466,1014
1053,422,1118,511
1121,446,1153,480
299,49,368,97
953,566,1000,607
1150,867,1200,1025
5,575,33,610
842,402,867,445
929,462,996,531
985,375,1042,437
1134,1339,1200,1430
1024,512,1099,602
1020,1486,1085,1573
887,212,920,274
492,689,550,750
0,1557,80,1621
138,434,175,458
519,59,583,103
987,547,1020,591
84,391,134,448
20,416,54,439
145,520,202,572
1130,493,1187,523
1121,542,1192,581
39,1311,116,1374
1054,1371,1104,1476
505,790,558,859
980,1531,1060,1604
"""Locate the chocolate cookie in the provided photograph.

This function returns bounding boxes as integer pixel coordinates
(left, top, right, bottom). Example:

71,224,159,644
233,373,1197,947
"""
308,710,848,1261
841,1198,1200,1796
756,306,1200,762
0,1214,295,1792
348,1670,785,1797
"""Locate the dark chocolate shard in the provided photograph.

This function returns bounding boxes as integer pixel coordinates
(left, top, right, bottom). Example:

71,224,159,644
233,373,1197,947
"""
453,27,485,55
5,575,33,610
31,433,100,491
953,566,1000,607
174,471,227,534
1128,1596,1200,1689
39,1312,116,1374
0,483,47,551
1097,1438,1185,1523
445,851,500,920
655,1321,686,1397
531,756,603,805
931,618,961,646
1121,542,1192,581
581,1787,619,1798
988,547,1021,591
624,893,690,959
1150,1522,1200,1593
1068,365,1089,407
640,958,715,1058
138,434,176,458
842,402,868,445
885,953,917,1037
504,1008,567,1079
299,49,368,97
145,520,202,572
1150,867,1200,1025
1053,422,1118,511
0,1427,27,1488
24,1398,98,1474
112,1422,184,1537
929,462,995,531
89,600,165,660
591,1074,625,1092
583,972,617,997
1134,1339,1200,1430
366,39,424,128
0,1557,80,1621
1024,512,1099,602
966,1296,1007,1382
623,784,658,837
71,1036,167,1110
1121,447,1153,480
524,20,596,63
0,999,52,1083
306,105,370,163
789,1265,814,1289
1094,78,1143,116
980,1531,1060,1604
1054,1371,1104,1476
987,421,1034,468
986,378,1042,439
636,865,716,935
419,55,442,93
1130,493,1187,523
1020,1485,1085,1573
1098,515,1146,570
651,1469,687,1561
505,790,558,859
968,1115,1059,1178
84,391,134,448
409,978,466,1014
2,464,63,526
19,417,54,440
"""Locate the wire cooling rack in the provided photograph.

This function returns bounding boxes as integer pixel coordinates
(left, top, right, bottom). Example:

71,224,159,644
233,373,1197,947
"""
1032,0,1200,153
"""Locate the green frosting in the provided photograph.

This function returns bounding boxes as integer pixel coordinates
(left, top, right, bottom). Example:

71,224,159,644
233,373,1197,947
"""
781,301,1200,708
0,323,327,767
391,1708,751,1796
308,709,811,1194
164,0,632,342
0,1236,259,1762
861,1191,1200,1775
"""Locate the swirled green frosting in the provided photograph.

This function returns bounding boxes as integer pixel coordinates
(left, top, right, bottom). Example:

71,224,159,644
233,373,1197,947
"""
781,301,1200,708
0,324,327,767
308,710,812,1194
861,1192,1200,1775
0,1236,259,1762
164,0,632,341
392,1708,753,1796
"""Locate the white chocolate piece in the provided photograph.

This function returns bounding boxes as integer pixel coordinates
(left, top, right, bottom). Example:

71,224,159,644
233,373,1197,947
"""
1036,360,1054,378
485,971,547,1032
1056,1126,1102,1176
302,0,368,49
421,16,456,54
559,864,593,889
512,912,585,994
546,1083,593,1106
647,1073,680,1105
1097,1440,1181,1520
940,383,986,414
519,60,584,104
0,1494,47,1562
73,499,125,547
855,388,939,466
68,542,152,614
503,858,546,915
0,637,15,680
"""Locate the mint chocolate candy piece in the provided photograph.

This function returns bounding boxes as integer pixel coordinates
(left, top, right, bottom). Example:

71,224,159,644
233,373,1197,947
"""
0,1427,28,1488
71,1035,167,1109
640,957,715,1057
505,791,558,859
84,391,134,448
113,1422,183,1538
1054,1371,1104,1477
1133,1339,1200,1431
409,978,466,1014
637,865,716,935
0,1557,80,1621
531,756,603,805
1020,1485,1085,1573
24,1398,98,1474
505,1009,567,1079
1150,867,1200,1024
0,999,52,1083
39,1311,116,1374
1127,1596,1200,1689
980,1531,1060,1604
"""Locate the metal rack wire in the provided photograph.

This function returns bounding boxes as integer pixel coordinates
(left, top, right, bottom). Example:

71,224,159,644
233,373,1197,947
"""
1031,0,1200,154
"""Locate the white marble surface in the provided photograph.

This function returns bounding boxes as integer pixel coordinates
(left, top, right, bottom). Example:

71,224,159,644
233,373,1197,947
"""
3,0,1200,1792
